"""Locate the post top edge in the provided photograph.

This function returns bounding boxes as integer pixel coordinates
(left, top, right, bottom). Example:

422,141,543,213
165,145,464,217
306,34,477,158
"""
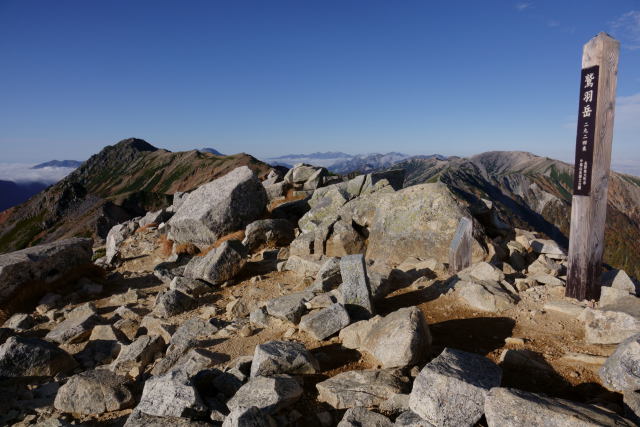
593,32,619,42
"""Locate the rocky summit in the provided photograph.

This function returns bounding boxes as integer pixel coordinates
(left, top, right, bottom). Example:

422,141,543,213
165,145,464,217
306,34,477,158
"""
0,148,639,426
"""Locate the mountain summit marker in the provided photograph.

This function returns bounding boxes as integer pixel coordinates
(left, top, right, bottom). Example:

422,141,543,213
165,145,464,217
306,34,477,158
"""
566,33,619,301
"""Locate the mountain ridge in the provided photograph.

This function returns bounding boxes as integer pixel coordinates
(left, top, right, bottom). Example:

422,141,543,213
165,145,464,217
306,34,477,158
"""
0,138,271,253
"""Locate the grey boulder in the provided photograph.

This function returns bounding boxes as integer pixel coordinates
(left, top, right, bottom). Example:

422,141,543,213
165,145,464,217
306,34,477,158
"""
242,219,295,252
0,237,92,307
250,340,319,377
484,387,634,427
226,374,303,415
409,348,502,427
337,407,393,427
168,166,267,245
184,240,247,284
340,306,431,368
599,333,640,392
152,289,196,318
45,311,101,344
222,406,276,427
0,336,77,377
106,221,137,264
316,369,410,409
340,254,374,320
136,370,208,418
54,369,134,415
299,303,350,340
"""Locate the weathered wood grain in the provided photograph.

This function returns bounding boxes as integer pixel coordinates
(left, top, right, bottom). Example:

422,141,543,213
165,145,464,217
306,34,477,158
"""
566,33,620,301
449,216,473,273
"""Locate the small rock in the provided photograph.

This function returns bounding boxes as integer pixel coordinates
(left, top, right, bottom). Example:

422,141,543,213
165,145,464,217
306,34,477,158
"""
45,311,100,344
183,240,247,284
250,340,319,377
226,374,303,415
170,277,212,297
582,307,640,345
222,406,276,427
457,262,505,283
153,290,196,318
394,410,434,426
337,407,393,427
136,370,208,418
455,280,517,313
110,334,165,374
299,303,351,340
316,369,410,409
543,300,585,318
265,291,312,323
3,313,35,330
602,269,638,295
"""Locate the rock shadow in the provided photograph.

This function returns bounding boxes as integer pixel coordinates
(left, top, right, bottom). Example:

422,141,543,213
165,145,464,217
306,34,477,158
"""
430,316,515,356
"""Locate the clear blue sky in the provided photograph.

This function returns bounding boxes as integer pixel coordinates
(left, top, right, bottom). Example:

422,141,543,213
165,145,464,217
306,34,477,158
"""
1,1,639,172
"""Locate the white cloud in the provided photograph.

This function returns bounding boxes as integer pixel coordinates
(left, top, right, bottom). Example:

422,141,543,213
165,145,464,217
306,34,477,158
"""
515,2,532,11
610,10,640,50
0,163,75,184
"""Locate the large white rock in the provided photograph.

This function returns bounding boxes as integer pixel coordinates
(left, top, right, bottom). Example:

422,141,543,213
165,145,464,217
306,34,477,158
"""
365,184,486,266
409,348,501,427
168,166,267,245
340,306,431,368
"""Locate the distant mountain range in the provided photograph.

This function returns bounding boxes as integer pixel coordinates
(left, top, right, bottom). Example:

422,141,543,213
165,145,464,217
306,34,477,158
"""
0,160,83,211
264,151,447,173
32,160,83,169
199,148,225,156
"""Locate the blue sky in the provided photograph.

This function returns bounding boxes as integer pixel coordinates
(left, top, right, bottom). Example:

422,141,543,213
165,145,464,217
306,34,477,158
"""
1,1,639,173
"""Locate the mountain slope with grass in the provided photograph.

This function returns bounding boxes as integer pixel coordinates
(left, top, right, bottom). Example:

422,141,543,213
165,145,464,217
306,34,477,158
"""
0,138,271,254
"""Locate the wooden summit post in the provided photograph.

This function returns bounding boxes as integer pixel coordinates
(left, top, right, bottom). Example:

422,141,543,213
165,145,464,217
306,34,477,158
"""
449,216,472,273
566,32,619,301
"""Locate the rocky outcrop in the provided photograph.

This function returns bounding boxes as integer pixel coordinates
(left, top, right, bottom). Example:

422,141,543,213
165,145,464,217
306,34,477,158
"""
0,237,92,308
168,166,267,245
